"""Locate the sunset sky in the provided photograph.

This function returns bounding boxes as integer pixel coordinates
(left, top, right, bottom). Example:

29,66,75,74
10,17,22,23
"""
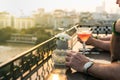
0,0,119,16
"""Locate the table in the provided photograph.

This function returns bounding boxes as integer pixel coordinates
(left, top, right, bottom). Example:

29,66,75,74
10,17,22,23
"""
46,47,111,80
66,68,100,80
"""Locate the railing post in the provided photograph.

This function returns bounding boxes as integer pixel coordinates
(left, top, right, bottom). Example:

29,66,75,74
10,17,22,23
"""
10,62,14,80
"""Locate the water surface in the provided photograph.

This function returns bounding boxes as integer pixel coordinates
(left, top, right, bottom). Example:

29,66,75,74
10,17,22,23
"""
0,43,34,63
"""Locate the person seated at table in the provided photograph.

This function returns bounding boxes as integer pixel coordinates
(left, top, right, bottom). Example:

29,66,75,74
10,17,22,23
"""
65,19,120,80
65,0,120,79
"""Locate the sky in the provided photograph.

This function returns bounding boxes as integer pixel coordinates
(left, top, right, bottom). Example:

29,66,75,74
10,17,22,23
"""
0,0,119,16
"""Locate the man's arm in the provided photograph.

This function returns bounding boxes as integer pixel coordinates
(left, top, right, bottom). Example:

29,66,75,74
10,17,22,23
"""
78,36,111,51
98,35,111,41
65,51,120,80
88,37,110,51
88,62,120,80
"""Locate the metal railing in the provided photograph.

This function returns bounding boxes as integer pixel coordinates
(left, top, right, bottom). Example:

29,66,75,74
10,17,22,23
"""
78,24,112,35
0,25,77,80
0,37,56,80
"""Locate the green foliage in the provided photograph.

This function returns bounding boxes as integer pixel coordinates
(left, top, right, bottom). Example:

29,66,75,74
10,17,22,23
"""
0,26,53,44
0,27,17,43
19,27,52,44
36,31,51,44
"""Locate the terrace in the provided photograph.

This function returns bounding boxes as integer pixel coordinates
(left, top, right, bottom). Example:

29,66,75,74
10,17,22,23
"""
0,24,112,80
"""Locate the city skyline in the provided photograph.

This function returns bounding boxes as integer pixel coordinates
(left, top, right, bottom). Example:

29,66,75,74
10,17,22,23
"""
0,0,119,16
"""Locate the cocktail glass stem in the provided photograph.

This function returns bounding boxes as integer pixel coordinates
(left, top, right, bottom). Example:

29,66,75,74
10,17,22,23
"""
82,41,86,54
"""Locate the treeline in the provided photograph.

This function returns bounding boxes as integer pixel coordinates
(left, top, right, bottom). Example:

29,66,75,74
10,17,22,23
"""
0,27,53,44
0,27,17,43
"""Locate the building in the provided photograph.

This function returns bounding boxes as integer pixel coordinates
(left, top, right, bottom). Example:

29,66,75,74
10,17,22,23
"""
0,11,35,29
0,12,13,28
91,12,120,25
53,9,79,29
14,17,35,29
96,0,106,13
32,8,54,28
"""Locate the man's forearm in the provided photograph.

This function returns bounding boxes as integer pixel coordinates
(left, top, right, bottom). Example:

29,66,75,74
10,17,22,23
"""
99,35,111,41
90,38,110,51
88,62,120,80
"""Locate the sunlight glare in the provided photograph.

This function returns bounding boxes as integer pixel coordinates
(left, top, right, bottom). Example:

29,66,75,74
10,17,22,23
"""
52,74,59,80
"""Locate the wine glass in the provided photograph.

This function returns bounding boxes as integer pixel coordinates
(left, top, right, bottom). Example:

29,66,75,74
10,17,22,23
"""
77,27,92,54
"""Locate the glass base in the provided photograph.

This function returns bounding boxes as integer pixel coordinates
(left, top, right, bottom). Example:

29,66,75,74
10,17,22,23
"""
78,48,90,54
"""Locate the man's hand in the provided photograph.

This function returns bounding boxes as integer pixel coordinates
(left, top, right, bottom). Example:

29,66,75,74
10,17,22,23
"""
65,50,89,72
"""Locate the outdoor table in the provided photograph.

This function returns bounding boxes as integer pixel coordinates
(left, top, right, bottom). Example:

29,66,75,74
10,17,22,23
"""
47,47,111,80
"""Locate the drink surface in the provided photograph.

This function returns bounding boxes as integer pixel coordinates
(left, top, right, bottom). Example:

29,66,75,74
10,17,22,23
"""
78,33,91,42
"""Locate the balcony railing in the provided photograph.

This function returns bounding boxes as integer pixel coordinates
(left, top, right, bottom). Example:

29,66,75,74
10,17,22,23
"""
0,37,57,80
0,24,112,80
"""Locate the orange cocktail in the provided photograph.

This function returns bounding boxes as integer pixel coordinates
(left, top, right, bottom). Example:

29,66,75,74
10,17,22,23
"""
78,33,91,42
76,27,92,54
